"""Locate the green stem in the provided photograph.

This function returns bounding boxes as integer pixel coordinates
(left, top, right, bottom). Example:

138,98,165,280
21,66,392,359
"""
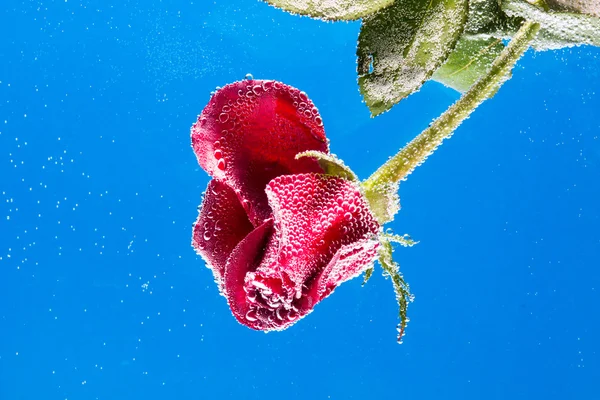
363,21,540,193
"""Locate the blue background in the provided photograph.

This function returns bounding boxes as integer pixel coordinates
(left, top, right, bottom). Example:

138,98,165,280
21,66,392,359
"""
1,1,599,399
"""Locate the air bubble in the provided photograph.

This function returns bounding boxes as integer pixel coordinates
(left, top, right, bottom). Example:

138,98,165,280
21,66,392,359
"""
276,308,287,321
217,158,226,171
262,81,273,91
247,292,257,303
245,309,257,322
214,220,222,231
252,85,263,96
245,73,254,80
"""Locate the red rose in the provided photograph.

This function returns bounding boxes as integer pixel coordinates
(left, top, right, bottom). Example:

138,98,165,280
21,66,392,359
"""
191,79,380,331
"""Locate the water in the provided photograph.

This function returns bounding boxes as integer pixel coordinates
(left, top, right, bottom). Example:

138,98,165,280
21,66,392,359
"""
1,1,599,399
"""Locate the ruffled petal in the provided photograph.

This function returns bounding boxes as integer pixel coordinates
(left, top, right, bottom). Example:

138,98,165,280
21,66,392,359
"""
223,219,276,329
191,80,328,226
229,173,380,331
309,238,380,302
192,180,254,286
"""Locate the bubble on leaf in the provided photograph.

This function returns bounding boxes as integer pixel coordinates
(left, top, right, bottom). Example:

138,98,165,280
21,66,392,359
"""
432,36,505,93
546,0,600,17
502,0,600,50
463,0,523,37
357,0,469,116
262,0,395,21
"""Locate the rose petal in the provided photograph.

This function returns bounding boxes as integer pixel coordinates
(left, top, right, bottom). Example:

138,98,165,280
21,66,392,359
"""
266,173,380,291
191,80,329,226
226,173,380,331
309,238,380,303
223,219,276,329
192,179,254,286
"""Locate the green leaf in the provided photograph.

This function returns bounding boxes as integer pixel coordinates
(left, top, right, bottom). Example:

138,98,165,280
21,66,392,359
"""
357,0,469,116
502,0,600,50
464,0,523,37
545,0,599,17
295,150,359,181
378,238,413,344
261,0,394,21
432,36,505,92
531,28,580,50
